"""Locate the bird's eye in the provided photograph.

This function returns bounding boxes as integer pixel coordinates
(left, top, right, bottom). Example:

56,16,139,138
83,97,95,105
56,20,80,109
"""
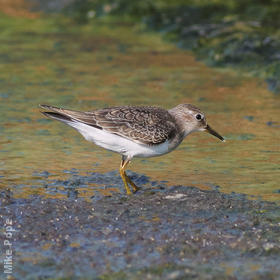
196,114,202,120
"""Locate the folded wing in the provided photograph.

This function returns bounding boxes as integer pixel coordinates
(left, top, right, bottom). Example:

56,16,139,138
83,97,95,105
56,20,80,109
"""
40,105,177,145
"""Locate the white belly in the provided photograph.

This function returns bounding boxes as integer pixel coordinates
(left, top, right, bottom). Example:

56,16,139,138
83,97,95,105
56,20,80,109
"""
67,121,171,158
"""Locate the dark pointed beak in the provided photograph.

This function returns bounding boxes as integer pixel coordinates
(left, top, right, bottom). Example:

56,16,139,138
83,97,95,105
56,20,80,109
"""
205,124,225,142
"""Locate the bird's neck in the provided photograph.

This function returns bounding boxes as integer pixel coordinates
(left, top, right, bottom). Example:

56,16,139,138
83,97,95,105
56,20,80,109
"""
168,108,192,137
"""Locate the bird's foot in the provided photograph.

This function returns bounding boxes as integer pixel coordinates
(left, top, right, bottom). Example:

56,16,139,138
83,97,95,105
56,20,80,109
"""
125,174,140,193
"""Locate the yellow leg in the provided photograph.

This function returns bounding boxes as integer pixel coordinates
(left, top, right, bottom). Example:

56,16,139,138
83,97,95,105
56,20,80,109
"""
119,157,140,195
125,173,140,193
120,158,132,195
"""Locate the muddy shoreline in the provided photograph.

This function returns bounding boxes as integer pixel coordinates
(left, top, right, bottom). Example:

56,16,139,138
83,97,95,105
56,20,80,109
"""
1,179,280,279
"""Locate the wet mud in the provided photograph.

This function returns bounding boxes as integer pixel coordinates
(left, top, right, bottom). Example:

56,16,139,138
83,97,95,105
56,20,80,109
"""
1,173,280,279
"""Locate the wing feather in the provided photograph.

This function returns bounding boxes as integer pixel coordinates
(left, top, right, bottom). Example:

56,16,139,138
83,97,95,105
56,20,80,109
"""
92,106,177,144
40,105,177,145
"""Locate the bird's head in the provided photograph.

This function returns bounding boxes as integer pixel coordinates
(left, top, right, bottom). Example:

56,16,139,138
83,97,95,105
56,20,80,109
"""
169,104,225,141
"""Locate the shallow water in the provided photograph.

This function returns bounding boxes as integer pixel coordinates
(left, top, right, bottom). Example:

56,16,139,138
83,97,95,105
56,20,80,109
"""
0,13,279,202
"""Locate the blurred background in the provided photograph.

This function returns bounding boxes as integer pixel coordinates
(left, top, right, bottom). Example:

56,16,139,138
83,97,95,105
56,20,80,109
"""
0,0,279,201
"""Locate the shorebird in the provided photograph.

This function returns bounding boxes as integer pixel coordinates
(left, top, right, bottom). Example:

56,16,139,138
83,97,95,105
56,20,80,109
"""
40,104,224,195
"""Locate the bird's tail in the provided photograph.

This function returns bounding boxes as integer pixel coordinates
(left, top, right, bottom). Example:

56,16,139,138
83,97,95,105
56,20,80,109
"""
39,104,103,133
39,104,102,142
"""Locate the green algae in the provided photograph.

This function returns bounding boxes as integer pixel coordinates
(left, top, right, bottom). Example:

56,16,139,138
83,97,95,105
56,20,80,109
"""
63,0,280,93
